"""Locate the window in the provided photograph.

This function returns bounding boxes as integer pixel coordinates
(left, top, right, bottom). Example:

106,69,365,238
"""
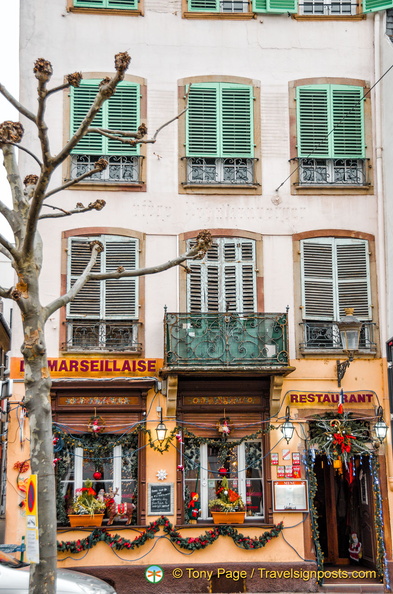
187,237,256,312
71,0,139,9
184,440,264,521
65,235,141,352
298,0,356,15
252,0,297,12
295,84,367,186
70,80,142,184
59,436,138,525
187,0,250,12
300,237,375,351
185,83,256,187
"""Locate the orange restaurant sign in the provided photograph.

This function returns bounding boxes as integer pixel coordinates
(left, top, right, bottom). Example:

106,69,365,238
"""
10,357,164,379
287,390,376,406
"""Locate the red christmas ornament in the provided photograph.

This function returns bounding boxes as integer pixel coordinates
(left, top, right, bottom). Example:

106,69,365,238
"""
93,471,102,480
218,467,228,476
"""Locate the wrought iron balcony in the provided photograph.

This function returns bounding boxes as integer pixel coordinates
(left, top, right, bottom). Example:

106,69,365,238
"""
70,155,143,184
164,312,289,370
299,320,376,352
184,157,257,186
64,320,142,352
298,0,357,15
296,158,367,186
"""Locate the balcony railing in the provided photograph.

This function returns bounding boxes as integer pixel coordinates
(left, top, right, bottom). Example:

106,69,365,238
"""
64,320,142,352
184,157,257,186
164,312,289,369
70,155,143,184
296,158,367,185
299,321,376,352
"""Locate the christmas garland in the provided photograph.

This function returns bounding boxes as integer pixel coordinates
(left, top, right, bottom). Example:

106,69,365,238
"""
57,515,284,554
308,412,371,466
369,455,390,587
304,451,324,583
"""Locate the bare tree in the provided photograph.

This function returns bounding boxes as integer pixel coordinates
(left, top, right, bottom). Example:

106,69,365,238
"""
0,53,211,594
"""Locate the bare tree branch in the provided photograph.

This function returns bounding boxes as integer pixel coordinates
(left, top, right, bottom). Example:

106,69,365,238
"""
45,82,70,97
39,199,106,220
0,232,18,262
43,241,104,320
34,59,53,165
1,144,25,213
0,198,17,230
0,244,13,261
2,141,43,167
0,83,36,122
0,286,13,299
43,158,109,199
151,106,188,142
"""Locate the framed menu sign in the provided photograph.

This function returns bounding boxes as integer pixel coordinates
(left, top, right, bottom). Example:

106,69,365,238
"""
148,483,174,515
272,480,309,512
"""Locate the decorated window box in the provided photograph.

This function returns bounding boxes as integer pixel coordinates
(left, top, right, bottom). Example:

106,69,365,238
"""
210,511,245,524
67,479,106,527
208,475,245,524
68,513,104,528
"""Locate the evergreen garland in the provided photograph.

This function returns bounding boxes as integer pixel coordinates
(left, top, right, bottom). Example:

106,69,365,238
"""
369,454,390,586
304,450,324,583
57,515,284,554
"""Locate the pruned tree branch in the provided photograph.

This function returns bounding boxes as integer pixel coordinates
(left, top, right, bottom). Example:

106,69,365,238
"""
43,241,104,320
1,144,25,214
0,286,14,300
34,59,53,165
0,244,13,261
0,83,36,122
39,199,106,220
2,141,43,167
0,232,18,262
43,158,108,199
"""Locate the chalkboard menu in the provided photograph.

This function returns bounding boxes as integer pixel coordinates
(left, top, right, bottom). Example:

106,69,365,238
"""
148,483,174,515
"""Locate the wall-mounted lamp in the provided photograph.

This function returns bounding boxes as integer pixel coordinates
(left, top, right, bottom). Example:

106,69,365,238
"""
374,406,388,444
281,406,295,444
155,406,167,443
336,308,363,387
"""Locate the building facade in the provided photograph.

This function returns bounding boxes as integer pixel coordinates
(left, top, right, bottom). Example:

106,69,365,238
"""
6,1,393,592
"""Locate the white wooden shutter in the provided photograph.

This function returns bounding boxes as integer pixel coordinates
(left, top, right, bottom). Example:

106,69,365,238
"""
187,238,256,312
68,235,139,320
68,237,102,318
301,238,371,321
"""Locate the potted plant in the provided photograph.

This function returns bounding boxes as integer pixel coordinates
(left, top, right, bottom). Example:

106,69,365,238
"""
67,479,106,527
208,476,245,524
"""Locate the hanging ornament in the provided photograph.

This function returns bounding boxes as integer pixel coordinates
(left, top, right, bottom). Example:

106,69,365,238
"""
13,461,29,474
177,465,184,472
88,415,105,435
218,467,228,477
156,469,168,481
338,388,344,415
217,416,231,439
93,471,103,481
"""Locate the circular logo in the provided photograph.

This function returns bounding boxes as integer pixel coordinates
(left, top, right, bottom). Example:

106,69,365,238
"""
145,565,164,584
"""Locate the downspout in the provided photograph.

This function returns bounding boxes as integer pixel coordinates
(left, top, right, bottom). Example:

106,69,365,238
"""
374,12,393,488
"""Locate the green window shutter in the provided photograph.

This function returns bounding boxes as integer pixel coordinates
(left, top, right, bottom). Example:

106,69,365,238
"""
107,0,138,7
188,0,220,11
74,0,105,7
364,0,393,12
221,85,254,158
336,239,371,319
267,0,297,12
106,82,140,156
331,86,365,159
70,81,104,155
252,0,297,12
186,84,219,157
67,237,102,318
297,86,330,158
301,239,335,320
104,238,139,319
252,0,268,11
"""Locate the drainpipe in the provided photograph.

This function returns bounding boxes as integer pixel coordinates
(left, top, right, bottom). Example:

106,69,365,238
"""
374,12,393,488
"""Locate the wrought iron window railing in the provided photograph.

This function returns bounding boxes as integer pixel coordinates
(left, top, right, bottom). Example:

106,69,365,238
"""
296,158,367,185
299,321,376,352
184,157,257,185
298,0,357,14
70,155,143,183
164,312,289,368
220,0,249,11
64,320,142,352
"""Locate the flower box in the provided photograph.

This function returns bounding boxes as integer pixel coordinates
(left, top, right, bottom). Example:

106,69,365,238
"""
68,514,104,528
211,511,245,524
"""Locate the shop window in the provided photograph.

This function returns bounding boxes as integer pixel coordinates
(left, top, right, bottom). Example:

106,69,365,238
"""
65,234,141,352
184,83,257,188
184,439,264,521
186,237,256,312
69,79,142,184
300,237,375,352
57,434,138,525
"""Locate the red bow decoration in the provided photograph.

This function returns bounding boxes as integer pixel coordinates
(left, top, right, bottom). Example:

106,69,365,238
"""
333,433,356,453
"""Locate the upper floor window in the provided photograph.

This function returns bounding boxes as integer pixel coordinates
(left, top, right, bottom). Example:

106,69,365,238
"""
185,83,256,187
65,235,141,352
187,0,250,11
185,0,296,13
300,237,375,352
298,0,356,15
71,0,140,9
70,80,142,184
295,84,367,186
187,237,256,312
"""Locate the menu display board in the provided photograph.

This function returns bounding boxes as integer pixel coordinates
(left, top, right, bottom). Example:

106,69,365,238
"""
148,483,174,515
272,480,309,512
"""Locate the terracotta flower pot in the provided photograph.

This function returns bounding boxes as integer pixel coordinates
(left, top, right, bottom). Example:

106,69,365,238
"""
68,514,104,527
211,511,245,524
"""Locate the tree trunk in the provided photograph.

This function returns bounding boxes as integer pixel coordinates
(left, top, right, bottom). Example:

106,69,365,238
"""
21,308,57,594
